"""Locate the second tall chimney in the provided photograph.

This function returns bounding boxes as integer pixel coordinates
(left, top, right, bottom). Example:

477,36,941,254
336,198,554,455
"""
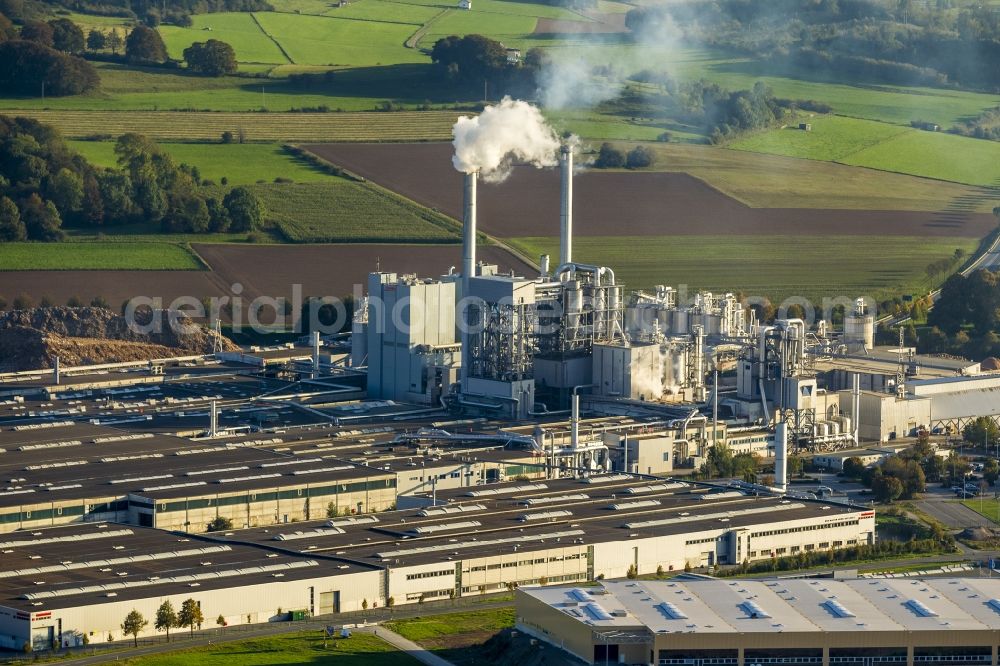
462,170,478,291
559,144,573,265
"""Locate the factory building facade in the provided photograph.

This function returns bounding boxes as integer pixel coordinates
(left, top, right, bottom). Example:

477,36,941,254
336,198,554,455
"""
517,578,1000,666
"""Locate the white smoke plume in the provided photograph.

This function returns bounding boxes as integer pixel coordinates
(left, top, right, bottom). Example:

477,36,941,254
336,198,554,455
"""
537,13,683,111
452,97,561,183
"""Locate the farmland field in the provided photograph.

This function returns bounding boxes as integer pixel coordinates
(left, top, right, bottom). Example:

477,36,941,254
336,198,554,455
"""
252,181,460,242
507,235,980,303
118,631,420,665
68,141,334,184
840,130,1000,187
731,116,1000,187
7,110,462,142
160,13,289,64
304,142,998,238
729,115,911,162
0,244,533,306
0,243,202,271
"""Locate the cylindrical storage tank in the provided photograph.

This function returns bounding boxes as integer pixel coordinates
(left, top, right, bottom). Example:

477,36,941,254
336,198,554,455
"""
815,422,829,438
657,309,670,334
827,420,840,435
672,309,688,335
704,314,722,336
565,282,583,337
839,416,852,435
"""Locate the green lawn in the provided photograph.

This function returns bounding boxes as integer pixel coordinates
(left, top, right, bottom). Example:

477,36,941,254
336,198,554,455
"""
0,242,202,271
841,129,1000,187
119,631,419,665
508,235,980,303
254,181,460,242
384,608,515,643
160,13,289,64
962,499,1000,525
68,141,334,185
324,0,439,25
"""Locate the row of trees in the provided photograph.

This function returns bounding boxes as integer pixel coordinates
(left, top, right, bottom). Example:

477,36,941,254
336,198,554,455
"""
626,0,1000,91
0,116,265,241
121,599,206,647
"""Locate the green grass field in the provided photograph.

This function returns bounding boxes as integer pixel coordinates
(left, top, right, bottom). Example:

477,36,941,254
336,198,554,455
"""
9,109,461,142
841,129,1000,187
616,143,998,213
119,631,419,665
160,13,289,64
0,242,202,270
730,115,911,162
254,181,460,242
68,141,334,185
508,235,980,302
962,499,1000,525
253,12,424,67
384,608,515,643
730,115,1000,186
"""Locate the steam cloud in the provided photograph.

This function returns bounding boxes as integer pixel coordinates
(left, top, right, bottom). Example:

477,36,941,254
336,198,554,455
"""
537,14,683,111
452,97,561,183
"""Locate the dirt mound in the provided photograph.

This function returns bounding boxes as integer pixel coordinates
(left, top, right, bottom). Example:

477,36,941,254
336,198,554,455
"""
0,307,238,372
982,357,1000,371
961,526,996,541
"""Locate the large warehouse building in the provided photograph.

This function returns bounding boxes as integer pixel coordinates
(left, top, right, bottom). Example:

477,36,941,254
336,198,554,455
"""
0,474,873,651
518,578,1000,666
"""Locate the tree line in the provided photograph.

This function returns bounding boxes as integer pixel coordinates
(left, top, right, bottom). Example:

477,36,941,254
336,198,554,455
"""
1,0,271,29
0,14,239,100
918,268,1000,360
0,115,265,242
121,598,207,647
626,0,1000,92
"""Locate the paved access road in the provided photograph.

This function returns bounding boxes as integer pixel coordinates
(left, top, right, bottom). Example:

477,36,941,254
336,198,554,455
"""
916,497,996,530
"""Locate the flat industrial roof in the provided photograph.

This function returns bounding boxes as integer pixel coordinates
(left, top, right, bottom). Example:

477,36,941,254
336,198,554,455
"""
211,476,866,568
523,577,1000,635
0,522,363,612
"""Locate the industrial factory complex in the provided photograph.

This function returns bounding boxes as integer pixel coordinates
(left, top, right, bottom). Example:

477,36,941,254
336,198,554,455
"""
1,139,1000,663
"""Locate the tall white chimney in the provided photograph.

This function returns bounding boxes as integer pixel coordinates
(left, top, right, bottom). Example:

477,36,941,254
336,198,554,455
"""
52,356,60,386
559,144,573,265
462,171,478,291
774,422,788,491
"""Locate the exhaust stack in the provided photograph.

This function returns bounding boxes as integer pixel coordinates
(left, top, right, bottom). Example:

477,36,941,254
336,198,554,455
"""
462,171,478,290
774,422,788,491
559,144,573,265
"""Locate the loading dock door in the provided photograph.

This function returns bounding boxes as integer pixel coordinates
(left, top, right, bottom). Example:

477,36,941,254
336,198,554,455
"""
31,626,53,651
319,591,340,615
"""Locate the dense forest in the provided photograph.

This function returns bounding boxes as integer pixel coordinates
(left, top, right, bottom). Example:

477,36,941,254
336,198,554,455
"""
0,115,264,242
916,268,1000,360
626,0,1000,91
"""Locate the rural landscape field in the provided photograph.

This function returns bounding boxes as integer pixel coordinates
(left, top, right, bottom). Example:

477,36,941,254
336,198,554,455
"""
0,0,998,310
0,0,1000,312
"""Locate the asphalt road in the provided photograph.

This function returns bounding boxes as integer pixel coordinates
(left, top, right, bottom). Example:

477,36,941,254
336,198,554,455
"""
917,497,997,530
